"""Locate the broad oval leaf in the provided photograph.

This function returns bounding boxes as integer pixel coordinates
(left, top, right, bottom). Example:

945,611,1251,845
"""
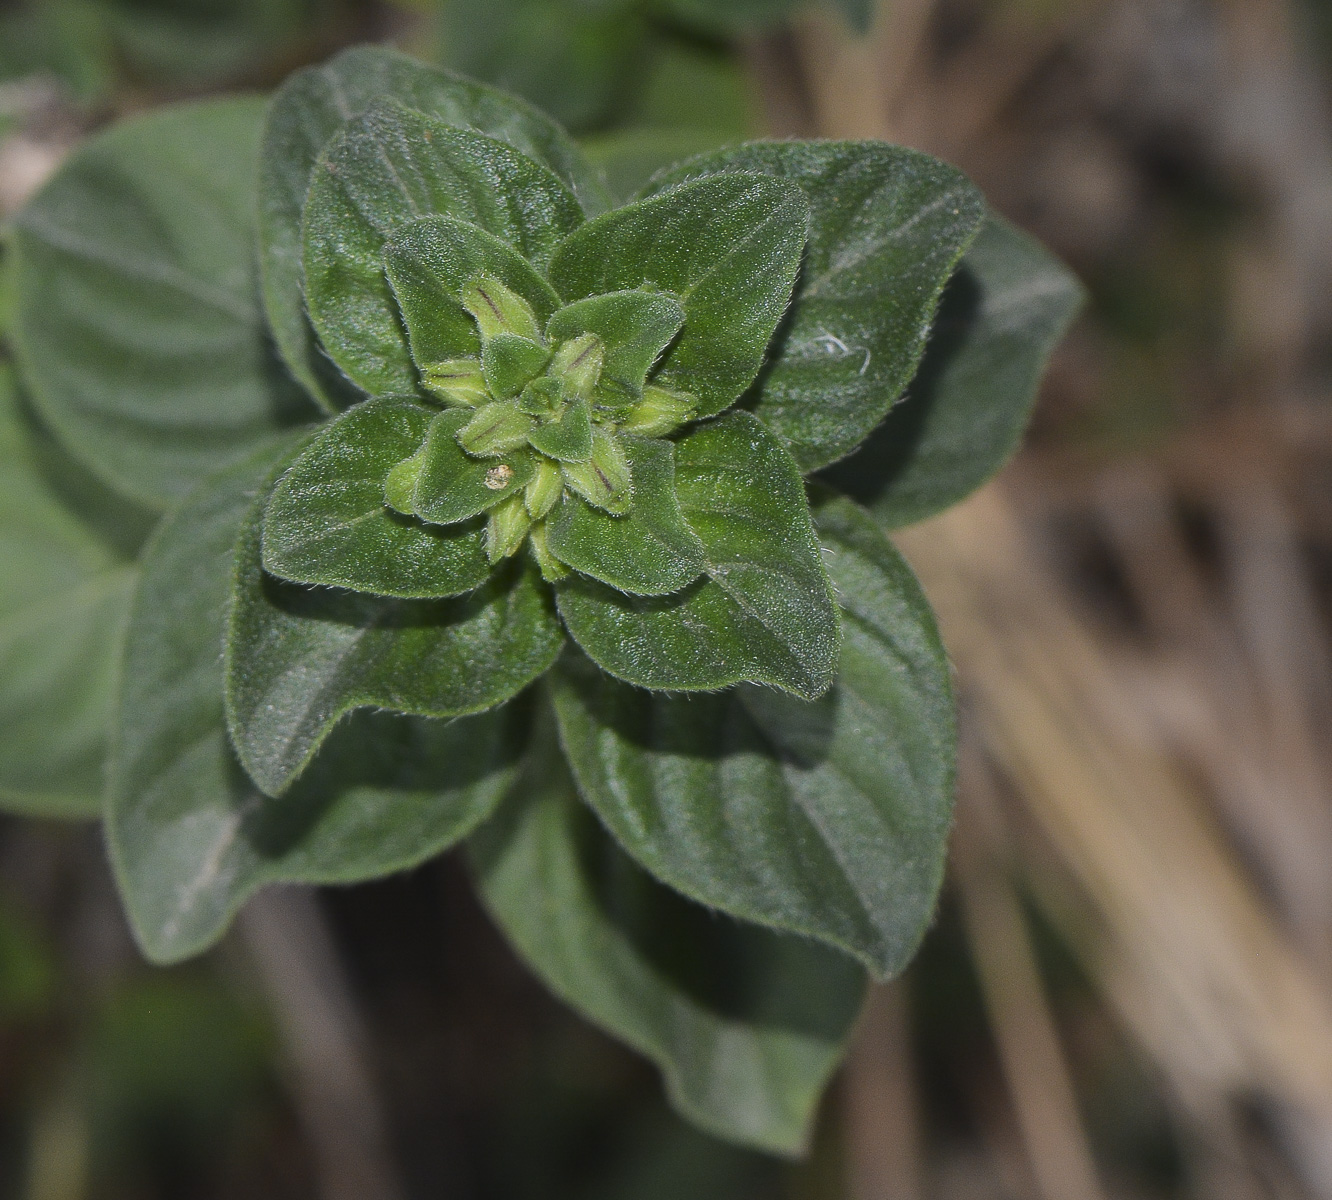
302,100,583,396
546,174,808,418
555,411,839,699
107,441,522,963
259,44,611,410
384,215,563,374
11,97,313,509
261,397,490,598
468,716,866,1155
822,217,1084,527
549,490,955,978
0,366,145,818
644,141,986,470
546,434,704,596
229,457,564,797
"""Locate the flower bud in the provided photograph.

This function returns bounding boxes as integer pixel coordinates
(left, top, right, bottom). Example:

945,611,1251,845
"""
485,494,533,563
421,359,488,407
461,275,542,343
550,333,604,398
620,384,696,437
561,428,633,515
524,458,564,520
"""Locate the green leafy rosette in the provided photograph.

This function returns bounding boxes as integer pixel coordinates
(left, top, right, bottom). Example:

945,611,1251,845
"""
3,45,1082,1154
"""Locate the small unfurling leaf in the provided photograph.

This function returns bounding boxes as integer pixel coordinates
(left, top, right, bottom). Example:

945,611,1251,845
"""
527,396,593,463
482,334,551,399
561,428,632,515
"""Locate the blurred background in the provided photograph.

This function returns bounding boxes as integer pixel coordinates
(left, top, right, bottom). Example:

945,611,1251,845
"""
6,0,1332,1195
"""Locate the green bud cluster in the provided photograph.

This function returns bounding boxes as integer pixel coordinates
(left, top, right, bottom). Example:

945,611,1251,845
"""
378,273,696,578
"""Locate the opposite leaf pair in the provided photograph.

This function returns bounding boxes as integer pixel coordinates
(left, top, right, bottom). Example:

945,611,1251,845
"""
243,97,875,795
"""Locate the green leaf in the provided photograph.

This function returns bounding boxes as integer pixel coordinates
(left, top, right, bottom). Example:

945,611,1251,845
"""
10,97,314,510
546,435,704,595
457,398,536,456
545,290,686,405
260,397,490,598
408,409,536,524
468,714,866,1155
383,216,564,388
556,411,838,700
822,217,1084,527
302,101,584,397
259,44,612,410
550,489,954,978
0,365,142,818
107,441,522,963
434,0,649,132
482,335,551,399
229,459,564,797
644,142,986,470
559,426,633,514
547,174,808,418
526,395,594,462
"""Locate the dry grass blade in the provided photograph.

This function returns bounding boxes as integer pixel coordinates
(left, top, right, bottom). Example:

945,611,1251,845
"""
842,982,923,1200
240,889,405,1200
897,484,1332,1184
953,749,1108,1200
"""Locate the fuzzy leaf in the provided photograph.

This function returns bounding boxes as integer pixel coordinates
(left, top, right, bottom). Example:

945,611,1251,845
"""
546,435,704,596
261,397,490,599
259,45,610,410
469,716,866,1156
302,100,582,396
229,459,564,797
556,411,838,699
409,409,536,524
644,142,986,470
107,441,522,963
559,426,633,514
550,490,953,978
10,97,313,509
526,396,593,462
482,334,551,399
457,399,536,457
385,215,563,378
0,366,144,818
547,174,807,418
822,217,1084,526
